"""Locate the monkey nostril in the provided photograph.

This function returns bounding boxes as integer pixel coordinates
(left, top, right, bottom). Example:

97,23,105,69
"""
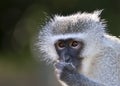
65,56,71,62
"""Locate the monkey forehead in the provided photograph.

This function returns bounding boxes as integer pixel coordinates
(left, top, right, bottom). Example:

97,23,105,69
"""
46,32,102,47
46,12,105,35
49,33,86,43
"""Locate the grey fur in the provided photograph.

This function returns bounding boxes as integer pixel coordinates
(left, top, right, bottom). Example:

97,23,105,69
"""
41,11,105,35
36,10,120,86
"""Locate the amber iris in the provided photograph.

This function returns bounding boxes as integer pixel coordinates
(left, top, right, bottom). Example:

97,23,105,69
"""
57,41,65,49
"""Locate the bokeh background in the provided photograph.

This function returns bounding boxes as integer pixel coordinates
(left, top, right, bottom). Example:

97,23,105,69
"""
0,0,120,86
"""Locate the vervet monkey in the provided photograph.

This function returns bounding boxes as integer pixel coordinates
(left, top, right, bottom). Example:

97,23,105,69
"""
36,10,120,86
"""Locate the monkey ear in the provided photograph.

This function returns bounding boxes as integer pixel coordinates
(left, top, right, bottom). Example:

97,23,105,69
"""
93,9,104,17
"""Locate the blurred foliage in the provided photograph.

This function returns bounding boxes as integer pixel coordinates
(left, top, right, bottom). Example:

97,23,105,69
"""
0,0,120,86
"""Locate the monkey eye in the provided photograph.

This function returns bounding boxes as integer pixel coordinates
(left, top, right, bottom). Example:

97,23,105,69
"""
56,41,65,49
70,40,80,49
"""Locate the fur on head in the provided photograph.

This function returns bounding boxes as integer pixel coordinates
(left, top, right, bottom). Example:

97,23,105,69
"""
36,10,106,63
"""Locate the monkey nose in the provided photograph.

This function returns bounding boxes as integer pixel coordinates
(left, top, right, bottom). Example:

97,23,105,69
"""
59,55,71,62
65,55,71,62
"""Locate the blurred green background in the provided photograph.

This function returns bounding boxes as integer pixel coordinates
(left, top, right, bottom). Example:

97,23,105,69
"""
0,0,120,86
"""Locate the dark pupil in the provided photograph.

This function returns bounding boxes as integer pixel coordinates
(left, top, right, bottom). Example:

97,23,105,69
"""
58,42,64,48
72,41,78,47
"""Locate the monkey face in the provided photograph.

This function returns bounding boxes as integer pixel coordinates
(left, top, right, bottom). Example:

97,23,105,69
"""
54,38,83,69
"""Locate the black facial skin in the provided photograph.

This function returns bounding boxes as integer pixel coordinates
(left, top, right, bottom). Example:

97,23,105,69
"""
54,38,83,69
